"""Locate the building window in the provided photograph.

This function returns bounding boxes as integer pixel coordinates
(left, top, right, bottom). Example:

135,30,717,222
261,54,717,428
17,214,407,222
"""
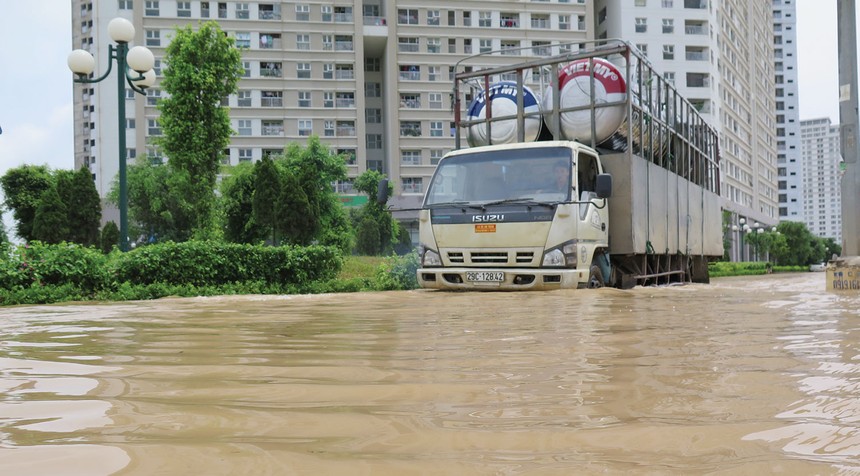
398,9,418,24
237,119,252,135
297,63,311,79
479,11,492,27
147,118,161,135
321,5,332,21
400,121,421,137
261,91,283,107
559,14,570,30
399,65,420,81
430,150,445,165
324,92,334,108
428,66,440,81
238,149,252,162
295,4,309,21
365,82,381,97
636,44,648,56
663,44,674,60
323,64,333,79
401,150,421,165
531,14,549,29
430,121,443,137
125,118,136,129
429,93,443,109
296,34,310,50
260,33,280,49
201,1,209,17
400,93,421,109
298,91,311,107
235,3,249,18
146,88,161,105
662,18,674,33
235,32,250,48
259,3,281,20
218,2,226,18
427,10,440,25
177,1,191,17
635,18,647,33
119,0,133,10
479,39,492,53
427,38,441,54
324,120,335,137
298,119,312,136
402,177,423,194
144,0,159,16
145,30,160,46
367,134,382,149
242,61,251,77
262,120,284,136
336,92,355,108
335,64,354,79
261,61,282,77
366,108,381,123
336,121,355,137
365,57,380,72
635,0,647,5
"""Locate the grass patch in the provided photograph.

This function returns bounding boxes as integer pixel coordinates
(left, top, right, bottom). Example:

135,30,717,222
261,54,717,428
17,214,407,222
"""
338,255,386,280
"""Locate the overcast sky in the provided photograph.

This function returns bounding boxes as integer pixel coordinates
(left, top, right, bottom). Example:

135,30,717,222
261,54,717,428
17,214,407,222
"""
0,0,849,237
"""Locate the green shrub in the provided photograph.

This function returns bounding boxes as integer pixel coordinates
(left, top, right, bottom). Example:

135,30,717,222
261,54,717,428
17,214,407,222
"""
374,251,420,290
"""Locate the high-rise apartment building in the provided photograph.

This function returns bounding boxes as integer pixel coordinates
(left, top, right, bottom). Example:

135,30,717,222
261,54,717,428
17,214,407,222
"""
773,0,801,222
594,0,779,237
800,118,842,242
71,0,593,229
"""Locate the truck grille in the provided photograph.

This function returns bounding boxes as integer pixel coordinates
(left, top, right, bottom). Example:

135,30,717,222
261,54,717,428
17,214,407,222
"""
445,251,536,266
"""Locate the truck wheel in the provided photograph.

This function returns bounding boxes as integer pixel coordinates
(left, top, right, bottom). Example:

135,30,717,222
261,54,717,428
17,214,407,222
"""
587,265,604,289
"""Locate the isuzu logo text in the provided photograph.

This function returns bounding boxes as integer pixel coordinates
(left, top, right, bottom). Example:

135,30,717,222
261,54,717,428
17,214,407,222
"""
472,214,505,223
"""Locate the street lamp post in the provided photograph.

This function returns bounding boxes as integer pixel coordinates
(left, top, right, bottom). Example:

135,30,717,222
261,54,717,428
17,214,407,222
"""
67,18,156,251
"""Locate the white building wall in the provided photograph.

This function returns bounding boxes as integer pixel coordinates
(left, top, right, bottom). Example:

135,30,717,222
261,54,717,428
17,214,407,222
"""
774,0,802,222
801,118,843,242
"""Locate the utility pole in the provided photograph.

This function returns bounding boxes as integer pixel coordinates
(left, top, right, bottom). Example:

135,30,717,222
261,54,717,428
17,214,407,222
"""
830,0,860,291
838,0,859,256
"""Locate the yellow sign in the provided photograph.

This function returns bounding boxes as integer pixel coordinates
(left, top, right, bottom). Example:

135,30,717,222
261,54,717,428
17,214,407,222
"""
475,224,496,233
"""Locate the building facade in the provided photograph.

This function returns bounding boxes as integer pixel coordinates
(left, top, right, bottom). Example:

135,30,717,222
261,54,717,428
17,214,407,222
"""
773,0,802,222
800,118,842,242
72,0,594,228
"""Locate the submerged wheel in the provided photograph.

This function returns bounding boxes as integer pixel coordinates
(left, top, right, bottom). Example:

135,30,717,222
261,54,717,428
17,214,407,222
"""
587,265,605,289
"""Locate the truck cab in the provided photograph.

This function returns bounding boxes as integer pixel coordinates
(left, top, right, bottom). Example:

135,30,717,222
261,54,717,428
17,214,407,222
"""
417,141,612,290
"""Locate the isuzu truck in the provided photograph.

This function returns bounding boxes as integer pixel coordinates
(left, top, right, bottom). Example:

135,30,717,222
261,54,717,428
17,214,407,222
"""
416,41,722,290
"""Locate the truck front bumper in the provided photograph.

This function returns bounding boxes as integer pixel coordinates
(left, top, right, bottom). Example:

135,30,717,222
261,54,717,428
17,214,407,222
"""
417,267,589,291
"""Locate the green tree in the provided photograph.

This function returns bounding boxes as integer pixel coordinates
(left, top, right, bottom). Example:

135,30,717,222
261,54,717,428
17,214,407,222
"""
352,170,397,255
0,165,53,242
157,21,243,239
279,168,316,245
58,167,102,246
100,221,120,253
31,186,68,244
220,162,267,244
283,137,352,252
772,221,815,266
252,156,282,245
119,157,194,243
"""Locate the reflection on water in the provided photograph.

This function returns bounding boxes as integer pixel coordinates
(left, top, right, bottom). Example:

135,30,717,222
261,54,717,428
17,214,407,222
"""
1,273,859,474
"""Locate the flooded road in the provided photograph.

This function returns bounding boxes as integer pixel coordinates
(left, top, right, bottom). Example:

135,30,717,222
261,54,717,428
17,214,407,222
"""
1,272,859,475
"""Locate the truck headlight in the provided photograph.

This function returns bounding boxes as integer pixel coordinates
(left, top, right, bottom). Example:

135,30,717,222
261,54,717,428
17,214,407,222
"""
422,248,442,267
542,240,578,268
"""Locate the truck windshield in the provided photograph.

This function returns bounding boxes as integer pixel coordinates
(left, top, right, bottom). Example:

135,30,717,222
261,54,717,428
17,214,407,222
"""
424,146,573,206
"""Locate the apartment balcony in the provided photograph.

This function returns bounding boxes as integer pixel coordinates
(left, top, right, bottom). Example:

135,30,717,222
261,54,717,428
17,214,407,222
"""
363,15,389,57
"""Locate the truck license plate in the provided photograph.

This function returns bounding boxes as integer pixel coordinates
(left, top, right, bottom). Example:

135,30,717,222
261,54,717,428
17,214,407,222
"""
466,271,505,282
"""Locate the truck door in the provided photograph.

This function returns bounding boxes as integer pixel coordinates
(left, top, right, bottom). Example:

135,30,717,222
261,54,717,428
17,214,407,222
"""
576,152,608,245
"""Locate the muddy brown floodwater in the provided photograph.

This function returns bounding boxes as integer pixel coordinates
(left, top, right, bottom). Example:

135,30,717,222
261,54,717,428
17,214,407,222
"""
1,272,859,475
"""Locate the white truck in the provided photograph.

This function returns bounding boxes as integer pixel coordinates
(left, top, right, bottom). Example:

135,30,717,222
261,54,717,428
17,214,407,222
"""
416,41,723,290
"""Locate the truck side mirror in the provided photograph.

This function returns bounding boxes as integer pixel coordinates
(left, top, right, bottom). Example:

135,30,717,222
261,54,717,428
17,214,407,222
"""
595,173,612,199
376,178,390,205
